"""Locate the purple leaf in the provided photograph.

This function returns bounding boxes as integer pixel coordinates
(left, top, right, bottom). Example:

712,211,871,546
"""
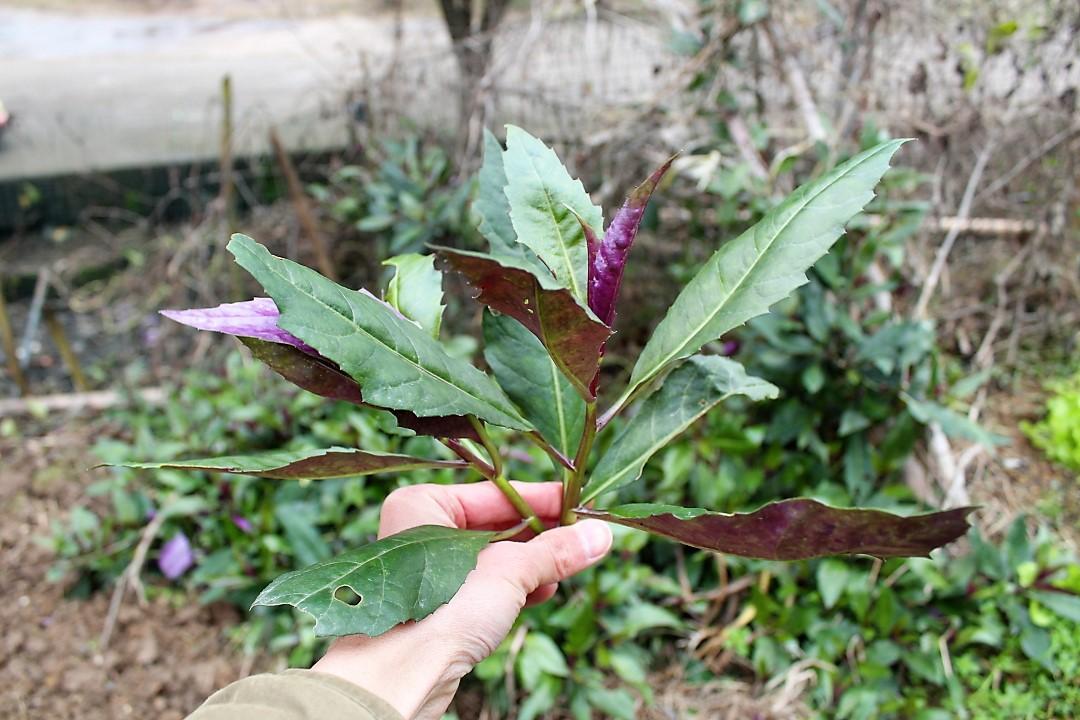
239,337,478,439
158,531,195,579
588,157,675,326
577,500,974,560
161,298,315,354
438,248,612,399
232,516,254,534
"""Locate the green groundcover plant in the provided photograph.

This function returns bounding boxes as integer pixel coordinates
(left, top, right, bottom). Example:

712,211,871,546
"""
118,127,973,639
1022,368,1080,475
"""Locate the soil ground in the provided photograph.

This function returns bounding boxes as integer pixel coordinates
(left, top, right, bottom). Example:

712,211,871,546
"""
0,425,267,720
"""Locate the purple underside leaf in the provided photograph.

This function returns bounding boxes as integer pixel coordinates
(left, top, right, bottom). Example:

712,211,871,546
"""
239,337,479,440
588,156,676,326
577,499,974,560
158,531,194,579
437,248,612,399
161,298,316,354
165,299,477,439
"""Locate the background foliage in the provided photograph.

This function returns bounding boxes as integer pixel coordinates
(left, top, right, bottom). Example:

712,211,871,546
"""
47,135,1080,718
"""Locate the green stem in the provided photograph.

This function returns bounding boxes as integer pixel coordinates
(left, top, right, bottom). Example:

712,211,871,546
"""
456,419,545,534
562,401,597,525
492,474,545,534
524,431,575,471
469,416,504,479
493,519,531,542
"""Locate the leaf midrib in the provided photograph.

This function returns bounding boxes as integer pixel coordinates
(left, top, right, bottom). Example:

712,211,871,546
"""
635,144,893,388
517,148,582,300
252,246,521,426
584,385,738,504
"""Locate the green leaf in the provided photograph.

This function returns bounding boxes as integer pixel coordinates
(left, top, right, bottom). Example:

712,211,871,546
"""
439,247,611,398
802,363,826,394
1031,590,1080,623
116,446,465,479
517,632,571,688
475,128,519,257
624,140,906,406
252,525,495,637
483,310,585,457
228,234,530,430
577,500,973,560
838,409,871,436
817,558,850,609
383,253,445,338
903,396,1009,447
276,502,331,566
1020,624,1054,671
582,356,778,504
502,125,604,302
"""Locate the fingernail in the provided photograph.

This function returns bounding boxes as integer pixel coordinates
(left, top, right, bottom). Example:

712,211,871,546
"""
577,520,613,561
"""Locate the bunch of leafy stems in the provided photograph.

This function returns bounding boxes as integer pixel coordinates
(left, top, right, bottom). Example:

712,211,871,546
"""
441,404,597,534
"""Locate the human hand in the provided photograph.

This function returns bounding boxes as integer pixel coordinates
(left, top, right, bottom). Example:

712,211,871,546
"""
311,481,613,720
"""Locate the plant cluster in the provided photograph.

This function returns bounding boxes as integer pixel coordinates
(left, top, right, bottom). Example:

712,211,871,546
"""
308,137,476,259
1023,368,1080,476
110,126,974,642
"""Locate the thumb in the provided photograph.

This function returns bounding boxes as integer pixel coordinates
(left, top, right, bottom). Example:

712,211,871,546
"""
508,519,614,591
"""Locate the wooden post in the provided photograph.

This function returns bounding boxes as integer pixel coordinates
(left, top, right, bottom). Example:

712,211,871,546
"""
0,278,30,396
269,127,337,280
219,74,244,298
44,308,89,392
219,74,236,229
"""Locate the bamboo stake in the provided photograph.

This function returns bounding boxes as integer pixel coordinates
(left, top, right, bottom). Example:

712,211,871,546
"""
43,309,89,392
269,127,337,280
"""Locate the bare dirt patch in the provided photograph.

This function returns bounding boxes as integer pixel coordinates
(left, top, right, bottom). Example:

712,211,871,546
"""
0,425,262,720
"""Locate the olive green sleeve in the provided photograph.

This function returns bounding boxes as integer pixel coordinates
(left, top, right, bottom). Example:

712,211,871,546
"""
186,669,405,720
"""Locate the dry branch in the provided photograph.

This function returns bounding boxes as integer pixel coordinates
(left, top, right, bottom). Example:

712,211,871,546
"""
761,21,827,143
0,387,166,417
913,142,995,319
269,127,337,281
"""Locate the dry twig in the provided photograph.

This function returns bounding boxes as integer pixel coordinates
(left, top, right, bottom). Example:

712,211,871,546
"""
913,142,995,319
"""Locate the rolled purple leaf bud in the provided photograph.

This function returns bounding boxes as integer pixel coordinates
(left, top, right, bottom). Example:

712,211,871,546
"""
588,156,676,326
232,515,254,534
161,298,315,354
158,531,194,580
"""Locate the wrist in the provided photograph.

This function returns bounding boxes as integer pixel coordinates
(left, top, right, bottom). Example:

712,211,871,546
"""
312,621,462,719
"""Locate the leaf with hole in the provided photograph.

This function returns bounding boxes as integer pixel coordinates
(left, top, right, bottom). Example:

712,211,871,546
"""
252,525,495,637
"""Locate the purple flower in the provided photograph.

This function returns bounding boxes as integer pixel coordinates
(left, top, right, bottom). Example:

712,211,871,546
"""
232,515,254,534
588,156,675,326
158,531,194,580
721,340,740,356
160,298,315,354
